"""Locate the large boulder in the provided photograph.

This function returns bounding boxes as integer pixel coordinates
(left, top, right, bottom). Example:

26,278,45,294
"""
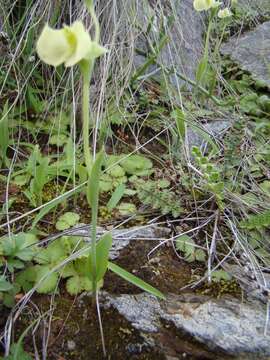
133,0,205,87
98,0,205,90
104,292,270,359
221,21,270,89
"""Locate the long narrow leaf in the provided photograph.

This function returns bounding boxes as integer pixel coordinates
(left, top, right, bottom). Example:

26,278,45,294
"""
31,187,81,229
87,150,104,208
108,262,165,300
88,232,112,281
107,184,125,211
171,108,185,141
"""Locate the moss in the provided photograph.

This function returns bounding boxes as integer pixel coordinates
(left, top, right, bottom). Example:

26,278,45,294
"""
16,294,165,360
197,279,241,299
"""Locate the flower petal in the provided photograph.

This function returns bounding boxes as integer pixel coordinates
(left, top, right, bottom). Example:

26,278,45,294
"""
193,0,210,11
89,41,107,59
218,7,232,18
193,0,221,11
36,24,72,66
64,21,93,67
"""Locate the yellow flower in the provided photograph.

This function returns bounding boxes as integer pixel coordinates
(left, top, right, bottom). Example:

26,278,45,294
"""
37,20,107,67
193,0,221,11
218,7,232,18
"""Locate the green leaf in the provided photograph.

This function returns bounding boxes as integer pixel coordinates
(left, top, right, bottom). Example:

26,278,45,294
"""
117,202,136,216
56,212,80,230
121,155,153,176
35,239,67,265
49,134,68,147
87,233,112,281
107,165,125,178
60,263,77,278
260,181,270,195
13,174,30,186
31,186,81,229
0,276,13,292
171,108,185,140
66,275,93,295
2,233,36,262
240,210,270,230
196,57,208,86
16,267,36,292
195,249,206,262
190,125,219,155
35,265,59,294
211,270,232,283
107,184,126,211
7,259,25,270
5,343,32,360
96,233,112,281
30,156,49,202
99,174,114,192
176,235,196,262
108,262,165,300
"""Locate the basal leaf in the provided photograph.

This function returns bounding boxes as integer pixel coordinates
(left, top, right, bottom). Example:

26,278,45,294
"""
108,262,165,300
88,232,112,281
0,276,13,292
171,108,186,140
107,184,125,211
35,265,59,294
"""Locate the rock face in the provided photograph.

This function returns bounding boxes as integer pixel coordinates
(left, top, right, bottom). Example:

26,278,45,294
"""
238,0,270,14
221,21,270,89
104,292,270,359
130,0,205,87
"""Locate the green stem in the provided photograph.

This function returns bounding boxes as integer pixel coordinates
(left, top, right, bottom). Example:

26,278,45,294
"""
80,60,93,173
91,198,97,295
85,2,100,43
203,18,213,62
81,0,101,299
80,59,98,297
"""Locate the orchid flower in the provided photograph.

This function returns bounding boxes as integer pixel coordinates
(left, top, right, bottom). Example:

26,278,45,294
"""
193,0,221,12
36,20,106,67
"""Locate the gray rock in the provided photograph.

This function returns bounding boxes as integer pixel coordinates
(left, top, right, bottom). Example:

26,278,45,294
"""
221,21,270,89
187,120,231,148
67,340,76,351
238,0,270,15
224,264,270,304
132,0,205,87
104,292,270,358
43,224,171,260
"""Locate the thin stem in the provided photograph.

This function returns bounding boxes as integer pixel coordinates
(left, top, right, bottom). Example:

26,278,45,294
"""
91,202,98,295
82,1,102,300
85,2,100,43
81,60,93,172
96,291,106,356
203,18,213,61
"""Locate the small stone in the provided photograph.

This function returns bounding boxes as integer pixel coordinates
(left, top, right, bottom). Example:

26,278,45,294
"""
67,340,76,351
126,343,144,354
